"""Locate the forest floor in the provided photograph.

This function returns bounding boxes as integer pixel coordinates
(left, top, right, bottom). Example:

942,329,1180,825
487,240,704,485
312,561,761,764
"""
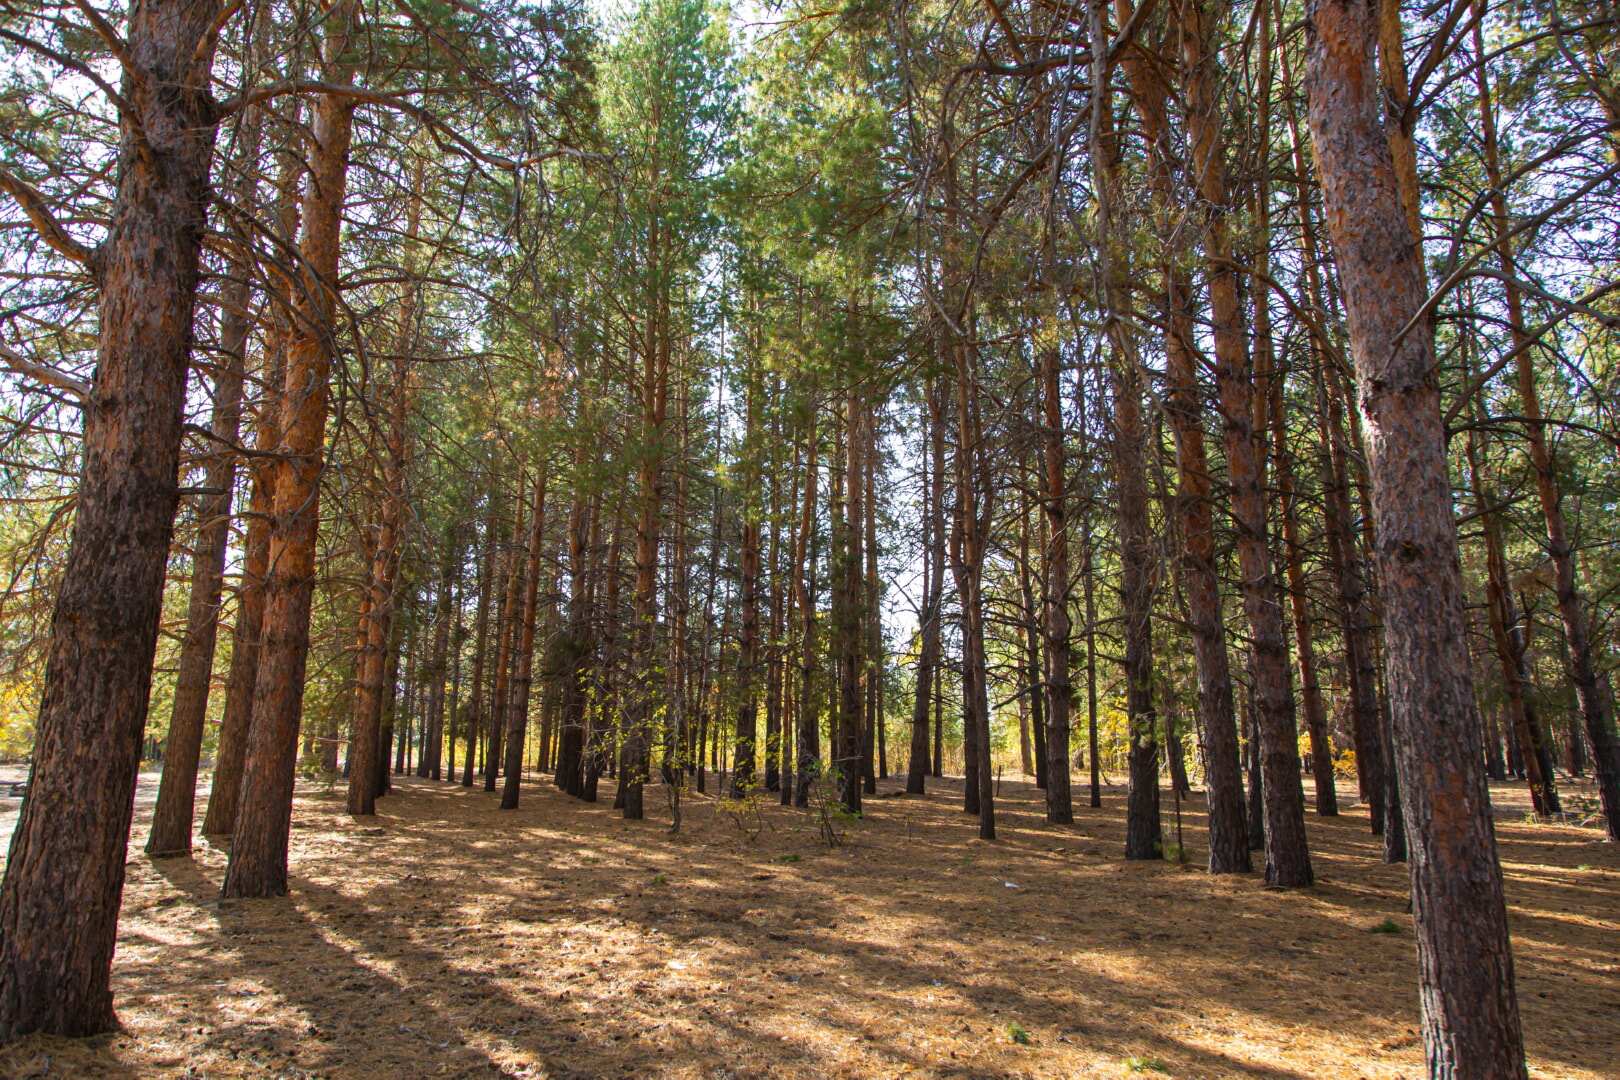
0,767,1616,1079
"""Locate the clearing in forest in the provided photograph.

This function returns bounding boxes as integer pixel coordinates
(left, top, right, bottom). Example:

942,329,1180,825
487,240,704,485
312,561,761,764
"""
0,772,1614,1079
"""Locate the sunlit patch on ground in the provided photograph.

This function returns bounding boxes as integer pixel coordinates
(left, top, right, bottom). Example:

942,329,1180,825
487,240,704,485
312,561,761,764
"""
0,771,1614,1078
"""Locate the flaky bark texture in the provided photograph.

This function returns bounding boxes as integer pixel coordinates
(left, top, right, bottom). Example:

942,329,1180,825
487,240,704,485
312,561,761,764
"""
0,0,223,1039
1039,347,1073,824
223,0,359,898
203,140,301,837
1305,1,1526,1074
1179,0,1311,887
1113,357,1159,862
1114,0,1246,871
145,309,247,856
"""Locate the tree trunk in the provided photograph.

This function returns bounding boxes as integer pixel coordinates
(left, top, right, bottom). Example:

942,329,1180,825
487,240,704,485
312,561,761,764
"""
221,1,360,899
0,0,223,1038
1472,28,1620,838
146,277,250,855
1179,0,1311,886
1038,343,1073,823
834,390,866,815
793,407,821,806
1304,4,1526,1071
503,461,548,808
908,385,937,796
486,477,525,792
733,369,763,794
1114,0,1245,869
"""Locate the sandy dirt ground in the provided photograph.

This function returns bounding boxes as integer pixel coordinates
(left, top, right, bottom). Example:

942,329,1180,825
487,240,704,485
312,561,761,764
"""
0,768,1615,1079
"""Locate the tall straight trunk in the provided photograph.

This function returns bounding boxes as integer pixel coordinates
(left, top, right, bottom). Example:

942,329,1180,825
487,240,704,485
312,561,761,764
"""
766,422,787,795
446,607,462,783
1114,0,1246,870
1305,4,1526,1072
146,278,250,855
584,513,619,803
1287,114,1389,831
421,532,455,779
1251,38,1337,819
0,0,224,1037
863,429,882,794
624,248,671,820
1271,393,1336,816
1016,480,1045,786
461,490,498,788
503,461,548,808
1179,0,1311,887
833,390,866,814
1081,476,1101,808
949,352,996,840
907,382,940,794
733,375,763,795
793,407,821,806
1462,355,1559,815
487,476,525,792
1114,353,1160,861
202,366,279,833
396,626,415,774
1472,28,1620,838
1039,345,1073,822
348,262,417,813
222,1,359,900
1091,13,1157,859
376,623,399,797
556,471,593,796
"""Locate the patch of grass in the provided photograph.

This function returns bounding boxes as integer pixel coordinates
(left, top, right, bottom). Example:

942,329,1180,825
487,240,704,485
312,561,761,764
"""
1007,1020,1031,1046
651,871,668,886
1369,917,1401,935
1125,1057,1168,1074
777,853,801,863
580,855,600,864
1576,864,1590,871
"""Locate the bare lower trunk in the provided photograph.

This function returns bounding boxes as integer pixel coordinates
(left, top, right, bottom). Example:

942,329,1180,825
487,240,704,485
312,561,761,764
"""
1039,346,1073,824
1115,0,1245,869
146,295,248,855
1115,356,1159,862
1305,4,1526,1072
503,464,548,808
0,0,222,1037
223,2,359,898
1472,33,1620,837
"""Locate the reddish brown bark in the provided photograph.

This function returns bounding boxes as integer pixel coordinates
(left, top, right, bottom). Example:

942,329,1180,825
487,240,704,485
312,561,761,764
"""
1039,344,1073,823
0,0,224,1037
1473,27,1620,837
223,1,360,898
834,390,868,815
907,382,941,796
1113,0,1247,871
146,277,250,855
1305,0,1526,1071
792,407,821,806
203,136,302,837
502,462,548,808
1180,0,1311,886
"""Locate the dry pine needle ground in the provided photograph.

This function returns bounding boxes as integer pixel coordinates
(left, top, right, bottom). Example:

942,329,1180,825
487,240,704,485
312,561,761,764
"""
0,772,1615,1079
